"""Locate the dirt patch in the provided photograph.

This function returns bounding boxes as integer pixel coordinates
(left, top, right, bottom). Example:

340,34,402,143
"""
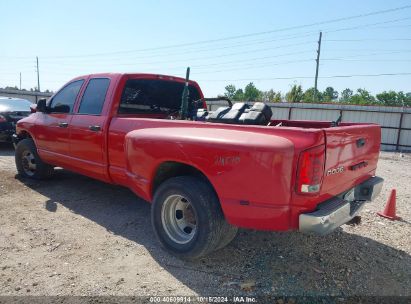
0,143,410,297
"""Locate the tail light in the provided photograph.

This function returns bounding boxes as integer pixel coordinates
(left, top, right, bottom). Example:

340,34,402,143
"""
296,145,325,194
0,115,6,123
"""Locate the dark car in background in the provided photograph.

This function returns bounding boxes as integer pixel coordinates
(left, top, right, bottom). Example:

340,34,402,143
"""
0,97,32,142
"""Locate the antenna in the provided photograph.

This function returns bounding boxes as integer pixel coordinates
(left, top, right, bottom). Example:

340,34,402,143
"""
180,67,190,119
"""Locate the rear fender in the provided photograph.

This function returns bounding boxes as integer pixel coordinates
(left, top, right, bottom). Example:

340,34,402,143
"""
124,127,295,230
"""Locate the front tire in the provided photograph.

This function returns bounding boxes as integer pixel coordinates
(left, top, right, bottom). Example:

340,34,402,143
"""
15,138,54,179
151,176,234,259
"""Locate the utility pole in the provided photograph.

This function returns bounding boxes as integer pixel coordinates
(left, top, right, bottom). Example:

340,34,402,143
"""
19,72,21,90
314,31,322,102
36,56,40,92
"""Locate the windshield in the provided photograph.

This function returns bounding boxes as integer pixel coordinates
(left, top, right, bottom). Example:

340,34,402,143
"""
118,79,201,114
0,99,32,112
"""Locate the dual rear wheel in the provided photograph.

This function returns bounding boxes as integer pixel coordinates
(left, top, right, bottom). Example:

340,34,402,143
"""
152,176,238,259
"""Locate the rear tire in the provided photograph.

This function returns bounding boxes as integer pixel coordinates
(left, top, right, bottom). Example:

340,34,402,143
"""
151,176,233,259
15,138,54,179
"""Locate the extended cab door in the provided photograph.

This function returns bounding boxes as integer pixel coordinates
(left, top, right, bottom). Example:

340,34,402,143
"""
68,78,111,182
35,79,85,165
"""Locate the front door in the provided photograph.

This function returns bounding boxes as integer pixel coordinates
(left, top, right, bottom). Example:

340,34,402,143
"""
35,79,85,166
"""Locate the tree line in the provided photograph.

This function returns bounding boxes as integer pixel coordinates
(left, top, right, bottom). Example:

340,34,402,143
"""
0,86,53,93
222,83,411,107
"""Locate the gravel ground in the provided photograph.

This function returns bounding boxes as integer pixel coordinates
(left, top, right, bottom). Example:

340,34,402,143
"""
0,143,410,298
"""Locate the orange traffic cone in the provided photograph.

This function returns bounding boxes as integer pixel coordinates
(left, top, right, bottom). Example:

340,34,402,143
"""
377,189,401,220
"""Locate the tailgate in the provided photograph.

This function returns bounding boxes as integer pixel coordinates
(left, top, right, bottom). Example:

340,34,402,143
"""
321,124,381,195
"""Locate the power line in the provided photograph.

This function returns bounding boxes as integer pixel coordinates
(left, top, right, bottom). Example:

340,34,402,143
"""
4,5,411,60
192,59,313,74
324,16,411,34
2,48,410,76
45,17,411,63
2,16,410,71
321,50,411,60
11,17,408,65
322,59,411,62
40,32,320,63
181,51,313,69
38,42,316,68
198,72,411,82
324,38,411,41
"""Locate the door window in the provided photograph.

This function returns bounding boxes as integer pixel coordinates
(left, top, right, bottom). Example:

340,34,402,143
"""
78,78,110,115
49,80,84,113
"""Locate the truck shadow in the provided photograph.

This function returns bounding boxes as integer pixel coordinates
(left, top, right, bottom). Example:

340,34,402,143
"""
17,169,411,297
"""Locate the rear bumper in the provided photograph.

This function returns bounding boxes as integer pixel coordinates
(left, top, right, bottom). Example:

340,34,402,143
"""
299,176,384,235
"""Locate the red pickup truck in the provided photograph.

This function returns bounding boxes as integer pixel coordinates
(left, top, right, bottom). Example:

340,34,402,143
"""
13,72,383,259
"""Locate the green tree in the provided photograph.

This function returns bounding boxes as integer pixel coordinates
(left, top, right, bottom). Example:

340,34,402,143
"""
323,87,338,102
224,84,236,99
340,88,353,103
4,86,18,90
285,84,303,103
399,92,411,107
262,89,282,102
405,93,411,107
350,89,376,105
302,87,322,103
232,89,244,101
273,92,282,103
376,91,399,106
244,82,261,101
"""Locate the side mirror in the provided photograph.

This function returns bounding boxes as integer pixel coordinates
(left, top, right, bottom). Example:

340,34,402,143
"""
37,98,47,113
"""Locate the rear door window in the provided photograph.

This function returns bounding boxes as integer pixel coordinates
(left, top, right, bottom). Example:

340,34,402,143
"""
78,78,110,115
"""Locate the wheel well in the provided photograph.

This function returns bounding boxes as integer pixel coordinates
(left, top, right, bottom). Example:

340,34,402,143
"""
152,162,214,197
18,131,32,139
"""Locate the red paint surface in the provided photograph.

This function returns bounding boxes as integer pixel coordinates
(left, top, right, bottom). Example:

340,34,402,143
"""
16,73,382,231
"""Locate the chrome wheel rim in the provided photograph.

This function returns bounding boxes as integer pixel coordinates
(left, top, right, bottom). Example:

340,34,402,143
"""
21,150,36,176
161,194,197,244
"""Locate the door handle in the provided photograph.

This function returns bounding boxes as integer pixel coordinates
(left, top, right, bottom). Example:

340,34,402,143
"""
58,122,68,128
89,125,101,132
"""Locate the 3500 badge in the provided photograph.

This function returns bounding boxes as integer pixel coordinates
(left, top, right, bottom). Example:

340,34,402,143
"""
326,166,344,176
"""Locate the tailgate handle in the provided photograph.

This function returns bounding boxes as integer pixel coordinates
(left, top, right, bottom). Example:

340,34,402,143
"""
356,138,365,148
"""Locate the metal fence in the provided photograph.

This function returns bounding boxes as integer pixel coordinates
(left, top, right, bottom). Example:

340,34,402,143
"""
207,101,411,152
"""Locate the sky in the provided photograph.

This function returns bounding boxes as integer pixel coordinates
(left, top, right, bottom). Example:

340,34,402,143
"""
1,0,411,97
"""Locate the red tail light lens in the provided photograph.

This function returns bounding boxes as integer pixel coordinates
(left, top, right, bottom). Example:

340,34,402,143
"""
0,115,6,123
296,145,325,194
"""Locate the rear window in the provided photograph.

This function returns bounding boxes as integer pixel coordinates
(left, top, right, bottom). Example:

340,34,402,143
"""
0,99,32,112
118,79,201,114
